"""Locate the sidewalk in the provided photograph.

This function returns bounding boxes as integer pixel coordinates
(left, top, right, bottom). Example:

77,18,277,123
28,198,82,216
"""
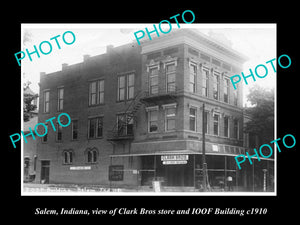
23,183,122,192
23,183,250,193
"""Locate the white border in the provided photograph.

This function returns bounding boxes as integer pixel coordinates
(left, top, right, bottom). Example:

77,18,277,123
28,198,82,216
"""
21,23,276,196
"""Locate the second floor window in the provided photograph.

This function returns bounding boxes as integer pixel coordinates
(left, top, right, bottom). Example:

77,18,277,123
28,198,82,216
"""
89,80,104,106
148,110,158,133
72,120,78,140
224,116,229,137
88,117,103,139
56,124,62,141
165,107,176,131
233,118,239,139
42,124,48,143
189,107,196,131
117,113,134,136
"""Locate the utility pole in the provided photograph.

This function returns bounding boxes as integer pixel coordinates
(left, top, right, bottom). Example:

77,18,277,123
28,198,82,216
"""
202,103,207,191
262,169,268,192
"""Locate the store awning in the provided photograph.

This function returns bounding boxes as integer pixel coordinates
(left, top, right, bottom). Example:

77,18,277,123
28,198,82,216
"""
110,149,197,158
109,149,274,161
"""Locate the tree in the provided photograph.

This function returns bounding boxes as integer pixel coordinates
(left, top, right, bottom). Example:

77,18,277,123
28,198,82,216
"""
23,29,32,46
23,81,38,122
244,85,274,145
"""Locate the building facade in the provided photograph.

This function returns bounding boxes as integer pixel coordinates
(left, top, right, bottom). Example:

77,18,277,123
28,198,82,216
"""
35,29,274,191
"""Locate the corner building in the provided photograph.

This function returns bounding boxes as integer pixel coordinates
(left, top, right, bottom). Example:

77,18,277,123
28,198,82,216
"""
36,29,274,191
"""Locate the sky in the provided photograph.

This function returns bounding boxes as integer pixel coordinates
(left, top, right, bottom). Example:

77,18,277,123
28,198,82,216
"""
21,23,276,106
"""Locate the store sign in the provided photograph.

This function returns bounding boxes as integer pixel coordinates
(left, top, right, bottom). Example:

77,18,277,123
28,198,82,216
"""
212,145,219,152
161,155,189,165
162,160,187,165
70,166,91,170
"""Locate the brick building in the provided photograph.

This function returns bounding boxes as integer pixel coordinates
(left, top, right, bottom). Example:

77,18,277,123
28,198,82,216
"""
35,29,274,191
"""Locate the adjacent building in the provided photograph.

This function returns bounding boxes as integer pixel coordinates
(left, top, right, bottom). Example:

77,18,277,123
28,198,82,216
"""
35,29,274,191
23,86,38,182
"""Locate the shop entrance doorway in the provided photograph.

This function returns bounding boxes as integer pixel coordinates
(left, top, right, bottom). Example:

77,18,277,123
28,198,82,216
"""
40,160,50,184
140,155,193,187
157,155,193,187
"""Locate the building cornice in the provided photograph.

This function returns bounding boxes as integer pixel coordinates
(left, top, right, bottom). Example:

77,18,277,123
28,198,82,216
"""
141,29,248,68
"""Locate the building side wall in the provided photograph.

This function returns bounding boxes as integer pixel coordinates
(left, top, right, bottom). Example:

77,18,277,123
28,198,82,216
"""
36,44,142,185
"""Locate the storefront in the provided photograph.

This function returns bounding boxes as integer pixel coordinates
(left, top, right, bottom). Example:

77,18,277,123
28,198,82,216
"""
109,152,274,192
140,154,194,187
139,154,239,190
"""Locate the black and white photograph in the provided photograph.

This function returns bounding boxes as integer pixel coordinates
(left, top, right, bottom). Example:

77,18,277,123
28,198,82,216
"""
20,24,276,195
5,5,298,221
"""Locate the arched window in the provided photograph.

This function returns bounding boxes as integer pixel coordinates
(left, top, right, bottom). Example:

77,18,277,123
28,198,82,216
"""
85,148,98,164
62,150,74,165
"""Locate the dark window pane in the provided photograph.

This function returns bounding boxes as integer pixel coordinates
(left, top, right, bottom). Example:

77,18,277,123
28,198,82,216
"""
89,119,96,138
97,118,103,137
93,150,97,163
87,151,92,163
